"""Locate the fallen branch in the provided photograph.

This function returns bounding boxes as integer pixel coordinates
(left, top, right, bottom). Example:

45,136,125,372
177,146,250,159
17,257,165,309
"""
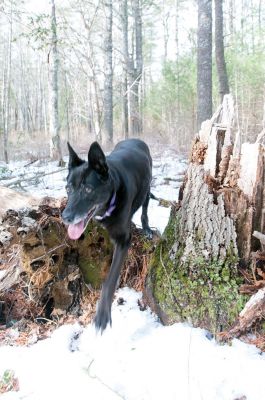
5,167,67,189
219,287,265,340
253,231,265,251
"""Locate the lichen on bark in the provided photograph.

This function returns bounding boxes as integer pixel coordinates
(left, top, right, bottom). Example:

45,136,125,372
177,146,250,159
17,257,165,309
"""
145,165,246,333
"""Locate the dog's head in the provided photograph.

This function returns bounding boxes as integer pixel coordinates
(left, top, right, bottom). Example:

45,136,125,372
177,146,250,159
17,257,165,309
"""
62,142,112,240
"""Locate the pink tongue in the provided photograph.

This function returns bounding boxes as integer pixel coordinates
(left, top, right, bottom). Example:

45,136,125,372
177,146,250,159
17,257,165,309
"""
68,220,85,240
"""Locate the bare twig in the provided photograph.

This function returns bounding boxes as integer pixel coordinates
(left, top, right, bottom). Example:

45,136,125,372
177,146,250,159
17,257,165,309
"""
5,167,67,188
31,243,68,263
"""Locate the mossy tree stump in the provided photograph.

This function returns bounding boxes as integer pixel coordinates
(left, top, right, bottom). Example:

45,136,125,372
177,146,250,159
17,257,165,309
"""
145,95,265,334
0,199,157,327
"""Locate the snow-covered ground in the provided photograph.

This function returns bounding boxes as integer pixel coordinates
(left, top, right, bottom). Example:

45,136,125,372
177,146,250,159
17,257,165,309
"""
1,148,265,400
0,288,265,400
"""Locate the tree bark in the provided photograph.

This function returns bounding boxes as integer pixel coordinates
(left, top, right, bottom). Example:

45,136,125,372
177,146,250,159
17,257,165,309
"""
228,0,235,38
145,94,265,334
175,0,180,122
197,0,212,130
127,0,143,137
2,3,13,164
215,0,229,101
48,0,63,163
121,0,129,139
162,0,169,62
102,0,113,146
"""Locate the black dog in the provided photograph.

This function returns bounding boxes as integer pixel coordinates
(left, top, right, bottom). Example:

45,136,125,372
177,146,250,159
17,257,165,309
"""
62,139,152,332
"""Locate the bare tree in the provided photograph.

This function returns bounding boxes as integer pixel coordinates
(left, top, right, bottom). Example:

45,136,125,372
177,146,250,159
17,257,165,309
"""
197,0,212,129
215,0,229,101
103,0,113,145
48,0,63,163
162,0,170,62
175,0,181,122
2,1,13,163
129,0,143,136
121,0,129,138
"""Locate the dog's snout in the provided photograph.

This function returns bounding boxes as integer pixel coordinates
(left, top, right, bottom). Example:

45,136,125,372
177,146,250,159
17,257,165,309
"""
62,209,73,225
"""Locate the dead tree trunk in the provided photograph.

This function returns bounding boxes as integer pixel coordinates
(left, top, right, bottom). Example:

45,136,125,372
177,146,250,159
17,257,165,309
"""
145,94,265,334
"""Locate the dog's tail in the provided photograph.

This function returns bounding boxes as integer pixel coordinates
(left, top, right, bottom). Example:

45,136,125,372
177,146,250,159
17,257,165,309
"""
150,192,159,201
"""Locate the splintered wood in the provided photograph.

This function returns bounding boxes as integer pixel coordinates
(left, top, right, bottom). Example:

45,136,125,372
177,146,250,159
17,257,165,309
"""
194,94,265,340
197,95,265,262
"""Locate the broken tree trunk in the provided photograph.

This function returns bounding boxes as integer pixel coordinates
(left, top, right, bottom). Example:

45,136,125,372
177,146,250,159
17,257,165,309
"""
0,194,157,333
145,94,265,334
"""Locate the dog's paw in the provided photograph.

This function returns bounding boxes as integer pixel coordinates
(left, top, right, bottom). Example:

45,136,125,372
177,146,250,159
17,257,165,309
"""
94,303,112,334
143,228,153,240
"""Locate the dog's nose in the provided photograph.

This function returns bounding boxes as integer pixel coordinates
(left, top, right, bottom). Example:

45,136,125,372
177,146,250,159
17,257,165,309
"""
61,209,73,225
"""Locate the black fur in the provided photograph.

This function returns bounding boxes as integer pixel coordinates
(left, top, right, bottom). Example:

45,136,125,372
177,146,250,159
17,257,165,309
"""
62,139,152,332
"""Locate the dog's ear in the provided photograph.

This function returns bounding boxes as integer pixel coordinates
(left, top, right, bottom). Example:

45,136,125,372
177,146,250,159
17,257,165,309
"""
88,142,108,179
67,142,84,168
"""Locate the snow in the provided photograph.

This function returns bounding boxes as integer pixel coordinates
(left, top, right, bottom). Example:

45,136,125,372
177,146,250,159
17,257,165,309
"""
133,151,187,232
0,270,6,280
0,288,265,400
1,148,265,399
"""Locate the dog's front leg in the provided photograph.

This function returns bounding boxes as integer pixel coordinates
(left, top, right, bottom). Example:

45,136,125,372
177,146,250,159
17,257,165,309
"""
94,240,129,333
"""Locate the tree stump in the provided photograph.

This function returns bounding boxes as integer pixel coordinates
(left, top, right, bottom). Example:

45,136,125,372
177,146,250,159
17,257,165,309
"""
145,95,265,334
0,196,157,331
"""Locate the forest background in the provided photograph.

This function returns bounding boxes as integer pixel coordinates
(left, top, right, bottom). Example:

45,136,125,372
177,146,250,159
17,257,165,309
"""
0,0,264,163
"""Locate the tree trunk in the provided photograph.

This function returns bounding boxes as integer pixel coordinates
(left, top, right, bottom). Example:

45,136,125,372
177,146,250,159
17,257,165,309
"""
64,70,71,142
215,0,230,101
228,0,235,38
48,0,63,163
197,0,212,129
121,0,129,139
145,95,265,334
133,0,143,135
162,0,169,62
127,0,143,137
2,5,13,164
175,0,181,124
102,0,113,146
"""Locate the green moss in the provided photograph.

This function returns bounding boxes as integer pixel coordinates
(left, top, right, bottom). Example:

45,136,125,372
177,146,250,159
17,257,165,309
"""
79,260,103,288
73,221,113,289
148,209,246,333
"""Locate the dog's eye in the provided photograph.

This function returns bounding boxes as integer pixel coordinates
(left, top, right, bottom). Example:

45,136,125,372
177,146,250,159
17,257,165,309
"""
66,186,71,194
85,187,92,194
